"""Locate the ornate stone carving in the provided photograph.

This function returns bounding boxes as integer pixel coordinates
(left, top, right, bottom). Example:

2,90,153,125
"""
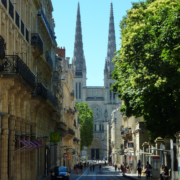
91,104,102,120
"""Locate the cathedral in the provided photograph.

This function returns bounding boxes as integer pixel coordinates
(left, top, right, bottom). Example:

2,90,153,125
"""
71,2,120,160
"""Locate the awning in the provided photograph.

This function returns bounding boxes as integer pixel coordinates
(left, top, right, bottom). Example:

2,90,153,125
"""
26,140,38,149
33,140,42,148
16,139,41,152
18,139,31,149
23,140,34,150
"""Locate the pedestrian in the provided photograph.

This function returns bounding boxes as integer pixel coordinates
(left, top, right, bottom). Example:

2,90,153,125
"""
122,163,125,176
164,166,169,180
160,166,165,180
80,163,83,174
126,164,130,174
115,164,117,171
99,164,101,172
137,160,142,179
93,164,95,171
70,165,72,173
146,161,152,179
121,164,123,172
90,164,92,171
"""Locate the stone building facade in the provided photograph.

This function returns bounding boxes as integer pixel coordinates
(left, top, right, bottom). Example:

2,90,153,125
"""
0,0,63,180
71,2,120,160
57,47,81,170
108,107,122,165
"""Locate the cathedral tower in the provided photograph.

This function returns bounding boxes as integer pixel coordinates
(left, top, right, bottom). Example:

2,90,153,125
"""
72,3,86,102
104,2,117,104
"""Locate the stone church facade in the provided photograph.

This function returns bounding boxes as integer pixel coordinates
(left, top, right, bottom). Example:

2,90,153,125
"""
71,3,120,160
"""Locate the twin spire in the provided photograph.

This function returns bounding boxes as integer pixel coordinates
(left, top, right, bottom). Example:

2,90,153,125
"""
72,2,116,76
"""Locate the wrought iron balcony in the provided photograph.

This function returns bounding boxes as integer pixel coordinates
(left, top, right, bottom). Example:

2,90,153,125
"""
0,55,36,88
37,8,54,42
9,0,14,19
124,127,131,134
15,11,19,27
121,131,124,136
68,128,75,136
57,122,67,131
35,83,57,108
46,52,53,68
31,33,43,55
1,0,7,9
64,107,75,115
73,137,78,142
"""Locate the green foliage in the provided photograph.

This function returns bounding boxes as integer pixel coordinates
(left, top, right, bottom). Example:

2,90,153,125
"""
112,0,180,140
75,102,94,150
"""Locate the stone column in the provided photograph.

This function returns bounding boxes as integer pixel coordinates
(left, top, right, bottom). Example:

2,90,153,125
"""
15,119,21,180
0,115,9,180
8,117,15,180
20,122,26,180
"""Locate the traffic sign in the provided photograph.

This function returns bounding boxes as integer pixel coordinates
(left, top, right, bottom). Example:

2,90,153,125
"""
67,157,70,160
64,153,67,157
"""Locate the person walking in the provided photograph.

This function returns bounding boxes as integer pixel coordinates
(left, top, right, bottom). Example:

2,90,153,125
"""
90,164,92,171
121,164,123,172
93,164,95,171
164,166,169,180
80,163,83,174
99,164,101,172
122,163,126,176
146,161,152,179
137,160,142,179
115,164,117,171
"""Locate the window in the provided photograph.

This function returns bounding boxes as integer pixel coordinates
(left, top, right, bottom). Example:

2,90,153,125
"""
94,124,96,131
110,83,112,100
16,11,19,27
26,28,29,42
9,0,14,19
113,92,115,100
76,83,78,99
21,20,24,35
79,83,81,99
99,124,101,131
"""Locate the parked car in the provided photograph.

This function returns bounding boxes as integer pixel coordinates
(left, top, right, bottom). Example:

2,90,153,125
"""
51,166,70,180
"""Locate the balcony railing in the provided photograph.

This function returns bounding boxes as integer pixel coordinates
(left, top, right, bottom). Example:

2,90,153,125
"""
0,55,36,88
57,122,67,131
15,11,19,27
68,128,75,136
124,127,131,134
2,0,7,8
31,33,43,55
26,28,29,42
9,0,14,19
37,8,54,42
35,83,57,107
46,52,53,68
21,20,24,35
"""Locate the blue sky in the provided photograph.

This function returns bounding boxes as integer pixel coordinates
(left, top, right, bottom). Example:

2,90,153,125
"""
52,0,140,86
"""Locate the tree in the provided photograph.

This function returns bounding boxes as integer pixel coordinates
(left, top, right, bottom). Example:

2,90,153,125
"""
112,0,180,140
76,102,94,150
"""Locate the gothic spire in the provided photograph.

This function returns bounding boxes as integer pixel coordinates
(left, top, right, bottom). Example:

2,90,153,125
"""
72,2,86,75
106,2,116,72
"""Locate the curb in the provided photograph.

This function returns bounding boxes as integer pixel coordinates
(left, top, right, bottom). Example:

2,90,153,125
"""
123,175,138,180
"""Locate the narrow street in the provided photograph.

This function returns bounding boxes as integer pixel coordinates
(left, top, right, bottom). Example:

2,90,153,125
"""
70,166,128,180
